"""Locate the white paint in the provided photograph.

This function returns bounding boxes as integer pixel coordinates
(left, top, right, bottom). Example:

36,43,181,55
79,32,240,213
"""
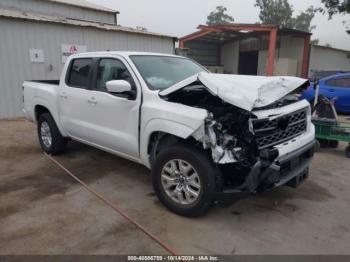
106,80,132,93
29,49,45,63
23,51,314,170
61,44,87,63
160,72,308,111
23,52,208,168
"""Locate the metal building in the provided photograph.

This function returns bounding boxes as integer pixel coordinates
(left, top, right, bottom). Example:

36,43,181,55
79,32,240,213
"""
0,0,175,118
179,24,311,78
309,45,350,75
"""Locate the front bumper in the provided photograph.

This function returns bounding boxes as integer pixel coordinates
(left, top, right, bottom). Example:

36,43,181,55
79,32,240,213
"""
259,140,315,189
216,139,315,202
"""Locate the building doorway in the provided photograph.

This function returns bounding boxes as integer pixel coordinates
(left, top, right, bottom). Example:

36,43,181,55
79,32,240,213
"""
238,51,259,75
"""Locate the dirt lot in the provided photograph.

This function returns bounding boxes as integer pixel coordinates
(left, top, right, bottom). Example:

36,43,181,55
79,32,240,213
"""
0,119,350,255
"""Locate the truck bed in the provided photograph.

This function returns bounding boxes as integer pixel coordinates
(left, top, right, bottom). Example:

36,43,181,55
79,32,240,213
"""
23,80,60,122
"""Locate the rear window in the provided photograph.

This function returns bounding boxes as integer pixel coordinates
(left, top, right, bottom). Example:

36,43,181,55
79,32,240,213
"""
67,58,93,88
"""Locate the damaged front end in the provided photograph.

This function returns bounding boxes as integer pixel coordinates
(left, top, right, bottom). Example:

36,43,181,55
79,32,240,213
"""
161,75,315,199
192,98,314,198
192,108,256,165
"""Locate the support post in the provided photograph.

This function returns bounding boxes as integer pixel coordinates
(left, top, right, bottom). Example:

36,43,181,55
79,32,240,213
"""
301,35,311,78
179,40,185,48
267,27,278,76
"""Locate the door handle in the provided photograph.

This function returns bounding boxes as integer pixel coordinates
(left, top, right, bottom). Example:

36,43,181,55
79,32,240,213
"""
60,92,68,99
88,97,98,105
329,89,335,92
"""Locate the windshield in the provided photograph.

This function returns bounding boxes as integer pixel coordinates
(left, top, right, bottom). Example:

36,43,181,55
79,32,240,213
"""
130,55,205,90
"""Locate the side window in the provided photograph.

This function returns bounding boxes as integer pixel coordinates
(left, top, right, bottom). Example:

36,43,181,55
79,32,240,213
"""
326,78,350,88
335,78,350,88
67,58,93,88
96,58,136,92
325,79,337,86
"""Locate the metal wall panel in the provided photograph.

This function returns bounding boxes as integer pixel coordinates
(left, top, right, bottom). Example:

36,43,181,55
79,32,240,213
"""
0,0,116,24
186,41,220,66
309,46,350,75
0,18,174,118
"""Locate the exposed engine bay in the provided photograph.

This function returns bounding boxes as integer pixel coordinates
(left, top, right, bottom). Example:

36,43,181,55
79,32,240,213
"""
162,82,310,191
163,83,257,164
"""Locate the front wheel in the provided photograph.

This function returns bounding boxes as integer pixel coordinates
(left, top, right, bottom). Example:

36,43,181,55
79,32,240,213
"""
314,139,321,152
152,144,222,217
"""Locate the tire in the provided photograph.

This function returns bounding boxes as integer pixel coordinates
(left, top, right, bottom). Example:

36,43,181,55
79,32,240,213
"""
37,113,67,155
314,139,320,152
152,144,221,217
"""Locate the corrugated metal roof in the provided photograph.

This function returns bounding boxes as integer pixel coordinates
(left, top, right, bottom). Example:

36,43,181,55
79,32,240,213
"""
313,44,350,53
0,8,176,39
180,24,311,44
44,0,118,13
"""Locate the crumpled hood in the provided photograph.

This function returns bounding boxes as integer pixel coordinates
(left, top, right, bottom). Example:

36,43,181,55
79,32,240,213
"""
160,72,308,111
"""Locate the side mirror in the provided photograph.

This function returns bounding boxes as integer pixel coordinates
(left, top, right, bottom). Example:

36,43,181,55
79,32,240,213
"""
106,80,132,94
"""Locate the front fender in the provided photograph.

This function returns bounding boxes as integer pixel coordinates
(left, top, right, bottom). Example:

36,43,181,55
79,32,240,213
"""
140,118,203,168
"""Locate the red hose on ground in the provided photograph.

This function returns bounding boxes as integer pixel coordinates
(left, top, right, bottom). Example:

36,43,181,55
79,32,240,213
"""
44,153,178,255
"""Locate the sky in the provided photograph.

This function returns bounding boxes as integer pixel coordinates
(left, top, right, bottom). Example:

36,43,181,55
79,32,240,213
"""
90,0,350,50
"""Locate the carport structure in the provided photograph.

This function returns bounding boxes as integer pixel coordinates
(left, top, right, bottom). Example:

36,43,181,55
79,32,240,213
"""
179,24,311,78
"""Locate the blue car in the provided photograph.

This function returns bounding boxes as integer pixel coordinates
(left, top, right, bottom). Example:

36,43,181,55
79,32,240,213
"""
302,73,350,114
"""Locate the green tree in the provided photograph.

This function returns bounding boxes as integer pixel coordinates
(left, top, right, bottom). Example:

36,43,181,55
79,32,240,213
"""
319,0,350,33
255,0,294,27
311,39,320,45
319,0,350,17
292,6,317,32
206,6,234,25
255,0,316,32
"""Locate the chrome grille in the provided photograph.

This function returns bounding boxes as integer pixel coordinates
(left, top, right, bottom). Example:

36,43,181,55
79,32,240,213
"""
252,108,308,149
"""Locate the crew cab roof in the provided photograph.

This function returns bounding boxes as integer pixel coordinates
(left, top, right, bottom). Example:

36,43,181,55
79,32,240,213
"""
69,51,183,59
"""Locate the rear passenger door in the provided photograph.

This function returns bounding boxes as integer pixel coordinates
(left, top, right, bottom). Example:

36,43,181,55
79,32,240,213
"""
324,76,350,112
59,58,96,140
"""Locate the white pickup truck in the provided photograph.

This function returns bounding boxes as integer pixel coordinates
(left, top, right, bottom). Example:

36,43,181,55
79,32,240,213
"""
23,52,315,216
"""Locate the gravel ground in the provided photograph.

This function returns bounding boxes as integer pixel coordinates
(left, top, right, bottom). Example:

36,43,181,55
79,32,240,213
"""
0,119,349,255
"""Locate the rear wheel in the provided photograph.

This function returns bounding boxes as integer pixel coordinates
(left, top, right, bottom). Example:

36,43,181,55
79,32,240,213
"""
38,113,67,155
152,144,221,217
